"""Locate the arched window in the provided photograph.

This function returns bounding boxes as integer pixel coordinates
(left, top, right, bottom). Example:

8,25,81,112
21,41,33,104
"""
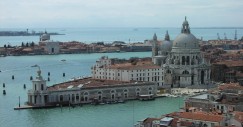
76,94,79,101
84,92,89,96
97,91,102,100
111,94,115,99
84,97,88,101
166,70,171,74
124,89,128,93
124,93,128,98
72,94,75,102
60,95,63,102
182,70,189,74
186,56,190,65
182,56,185,65
41,84,44,90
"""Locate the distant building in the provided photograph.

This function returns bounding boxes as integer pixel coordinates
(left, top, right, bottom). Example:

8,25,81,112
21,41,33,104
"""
44,41,60,54
40,31,50,42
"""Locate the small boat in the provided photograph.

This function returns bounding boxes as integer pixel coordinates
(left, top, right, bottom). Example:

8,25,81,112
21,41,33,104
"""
117,100,125,103
99,102,106,105
61,59,66,62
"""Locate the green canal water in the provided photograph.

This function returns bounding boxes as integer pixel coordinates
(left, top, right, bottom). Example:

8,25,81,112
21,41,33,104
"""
0,52,183,127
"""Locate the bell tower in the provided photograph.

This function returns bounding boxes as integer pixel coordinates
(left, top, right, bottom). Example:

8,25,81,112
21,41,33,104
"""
152,33,158,57
181,16,191,34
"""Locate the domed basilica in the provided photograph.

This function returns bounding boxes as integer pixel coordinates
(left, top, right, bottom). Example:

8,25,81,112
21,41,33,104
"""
152,17,210,88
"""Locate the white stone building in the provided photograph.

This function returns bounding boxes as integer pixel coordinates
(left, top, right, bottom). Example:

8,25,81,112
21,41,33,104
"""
160,17,210,88
92,17,211,88
27,68,157,106
44,41,60,54
91,56,165,87
28,68,48,106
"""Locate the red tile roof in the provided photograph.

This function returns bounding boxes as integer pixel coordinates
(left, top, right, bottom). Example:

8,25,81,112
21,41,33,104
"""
218,83,243,91
179,112,224,122
214,60,243,67
169,118,193,127
234,111,243,123
47,77,151,91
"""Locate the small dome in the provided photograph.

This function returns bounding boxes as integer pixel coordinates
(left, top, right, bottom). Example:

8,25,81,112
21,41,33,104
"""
161,40,172,51
173,33,199,49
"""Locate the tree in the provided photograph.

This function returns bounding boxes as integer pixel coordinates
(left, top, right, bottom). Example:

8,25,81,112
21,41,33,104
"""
31,42,35,47
26,43,29,47
4,44,6,48
21,42,25,47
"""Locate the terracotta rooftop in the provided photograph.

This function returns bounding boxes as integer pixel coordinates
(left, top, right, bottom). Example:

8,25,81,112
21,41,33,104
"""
234,111,243,123
178,112,224,122
214,60,243,67
48,77,151,91
218,83,243,91
169,118,193,127
109,60,160,70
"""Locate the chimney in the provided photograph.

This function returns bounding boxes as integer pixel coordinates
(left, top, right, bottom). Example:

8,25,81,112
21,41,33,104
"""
177,120,181,127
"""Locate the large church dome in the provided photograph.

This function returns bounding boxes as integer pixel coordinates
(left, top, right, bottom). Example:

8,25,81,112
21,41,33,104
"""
173,33,199,48
172,17,199,49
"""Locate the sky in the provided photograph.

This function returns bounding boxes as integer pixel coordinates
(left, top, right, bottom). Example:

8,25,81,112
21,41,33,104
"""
0,0,243,28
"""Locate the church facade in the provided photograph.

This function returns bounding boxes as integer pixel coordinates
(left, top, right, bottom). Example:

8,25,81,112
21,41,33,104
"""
152,17,211,88
92,17,211,88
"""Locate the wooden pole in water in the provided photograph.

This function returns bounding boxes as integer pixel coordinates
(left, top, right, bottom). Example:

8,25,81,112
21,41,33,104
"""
3,83,5,88
18,96,20,107
63,73,65,77
12,75,14,80
23,84,26,89
48,72,50,76
3,90,6,95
